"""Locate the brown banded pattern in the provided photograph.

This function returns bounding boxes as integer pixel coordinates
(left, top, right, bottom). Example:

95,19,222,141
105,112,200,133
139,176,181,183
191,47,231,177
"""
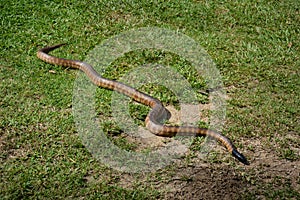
37,44,249,165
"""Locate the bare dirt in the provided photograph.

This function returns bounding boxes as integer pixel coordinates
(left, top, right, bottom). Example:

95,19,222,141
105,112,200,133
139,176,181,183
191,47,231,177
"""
161,148,299,199
116,137,299,199
116,105,300,199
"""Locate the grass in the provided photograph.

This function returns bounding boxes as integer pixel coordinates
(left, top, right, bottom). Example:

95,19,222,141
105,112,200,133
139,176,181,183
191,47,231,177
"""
1,0,299,199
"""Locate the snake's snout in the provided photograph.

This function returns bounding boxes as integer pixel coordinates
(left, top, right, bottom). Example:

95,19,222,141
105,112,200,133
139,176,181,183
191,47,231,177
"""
232,149,250,165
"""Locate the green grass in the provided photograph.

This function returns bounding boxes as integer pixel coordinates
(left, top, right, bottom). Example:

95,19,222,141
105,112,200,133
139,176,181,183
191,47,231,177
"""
1,0,299,199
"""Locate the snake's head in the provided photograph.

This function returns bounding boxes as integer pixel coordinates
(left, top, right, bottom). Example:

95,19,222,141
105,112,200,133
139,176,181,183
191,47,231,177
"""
232,149,250,165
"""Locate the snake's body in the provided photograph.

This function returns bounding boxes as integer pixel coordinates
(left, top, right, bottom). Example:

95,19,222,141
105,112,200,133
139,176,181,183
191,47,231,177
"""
37,44,249,165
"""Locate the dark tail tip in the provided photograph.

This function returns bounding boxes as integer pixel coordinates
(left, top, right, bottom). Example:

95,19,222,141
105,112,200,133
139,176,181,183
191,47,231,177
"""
232,149,250,165
39,43,67,53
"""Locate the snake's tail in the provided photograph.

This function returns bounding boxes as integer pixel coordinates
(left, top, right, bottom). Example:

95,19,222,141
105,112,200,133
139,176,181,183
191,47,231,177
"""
232,149,250,165
39,43,67,53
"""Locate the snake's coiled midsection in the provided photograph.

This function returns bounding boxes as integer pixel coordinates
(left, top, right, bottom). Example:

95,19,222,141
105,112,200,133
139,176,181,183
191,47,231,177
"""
37,44,249,165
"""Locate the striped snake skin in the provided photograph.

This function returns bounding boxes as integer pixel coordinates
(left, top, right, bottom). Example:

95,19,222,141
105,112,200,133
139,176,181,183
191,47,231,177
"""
37,44,249,165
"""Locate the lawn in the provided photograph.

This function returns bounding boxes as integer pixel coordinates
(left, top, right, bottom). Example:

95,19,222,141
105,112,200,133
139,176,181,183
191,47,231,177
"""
1,0,299,199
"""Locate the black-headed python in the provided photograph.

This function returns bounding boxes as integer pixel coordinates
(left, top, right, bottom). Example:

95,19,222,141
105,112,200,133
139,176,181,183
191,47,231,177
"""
37,44,249,165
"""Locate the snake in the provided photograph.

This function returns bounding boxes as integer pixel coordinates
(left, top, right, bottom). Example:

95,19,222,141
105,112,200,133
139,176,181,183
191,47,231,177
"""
37,44,249,165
